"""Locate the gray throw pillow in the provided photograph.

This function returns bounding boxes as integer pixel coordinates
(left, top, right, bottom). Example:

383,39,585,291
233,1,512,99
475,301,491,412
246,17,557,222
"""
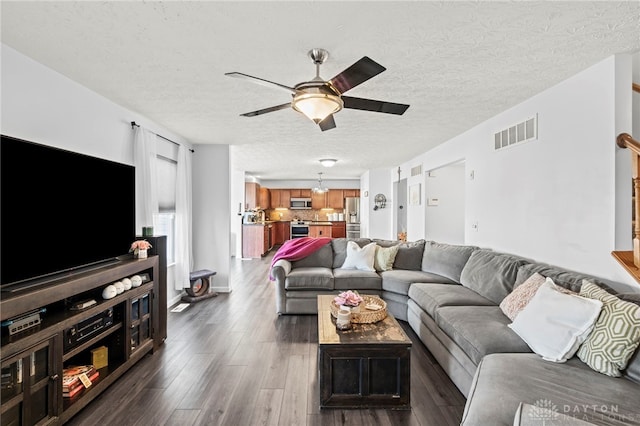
393,239,426,271
421,241,477,283
460,249,528,304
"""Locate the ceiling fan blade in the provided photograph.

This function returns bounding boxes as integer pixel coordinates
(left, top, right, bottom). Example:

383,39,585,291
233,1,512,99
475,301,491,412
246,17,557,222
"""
342,96,410,115
329,56,386,94
318,115,336,131
225,72,300,94
239,103,291,117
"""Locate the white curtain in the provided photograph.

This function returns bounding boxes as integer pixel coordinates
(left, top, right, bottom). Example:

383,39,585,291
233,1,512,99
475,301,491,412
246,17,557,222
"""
133,127,158,234
174,144,193,290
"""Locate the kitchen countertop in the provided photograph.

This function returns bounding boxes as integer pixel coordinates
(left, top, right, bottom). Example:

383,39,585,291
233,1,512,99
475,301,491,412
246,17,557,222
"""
244,220,346,226
243,220,290,225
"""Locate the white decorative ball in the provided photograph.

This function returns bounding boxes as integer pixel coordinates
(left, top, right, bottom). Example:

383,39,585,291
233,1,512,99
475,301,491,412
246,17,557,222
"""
130,275,142,287
114,281,124,294
121,278,132,291
102,285,117,300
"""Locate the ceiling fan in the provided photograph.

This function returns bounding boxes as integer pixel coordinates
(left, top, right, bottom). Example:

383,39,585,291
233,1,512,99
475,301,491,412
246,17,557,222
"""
225,48,410,131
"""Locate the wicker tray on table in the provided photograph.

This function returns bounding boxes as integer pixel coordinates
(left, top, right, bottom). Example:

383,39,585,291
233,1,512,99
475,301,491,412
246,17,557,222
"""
330,295,387,324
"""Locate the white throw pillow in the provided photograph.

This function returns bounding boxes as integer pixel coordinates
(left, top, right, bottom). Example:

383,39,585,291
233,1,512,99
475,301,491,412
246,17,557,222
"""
509,278,603,363
340,241,376,271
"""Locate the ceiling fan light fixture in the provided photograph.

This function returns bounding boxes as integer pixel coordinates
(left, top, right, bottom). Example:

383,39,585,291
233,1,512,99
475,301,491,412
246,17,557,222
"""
320,158,337,168
292,92,343,124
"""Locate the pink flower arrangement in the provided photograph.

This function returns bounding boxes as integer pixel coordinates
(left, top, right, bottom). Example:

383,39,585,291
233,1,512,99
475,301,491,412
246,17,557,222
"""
334,290,363,307
130,240,152,253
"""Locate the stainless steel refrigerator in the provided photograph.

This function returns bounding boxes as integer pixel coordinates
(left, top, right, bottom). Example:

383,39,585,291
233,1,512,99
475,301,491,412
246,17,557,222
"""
345,197,360,238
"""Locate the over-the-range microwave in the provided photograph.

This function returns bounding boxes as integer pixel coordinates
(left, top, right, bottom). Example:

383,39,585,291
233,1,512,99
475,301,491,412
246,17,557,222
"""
290,198,312,209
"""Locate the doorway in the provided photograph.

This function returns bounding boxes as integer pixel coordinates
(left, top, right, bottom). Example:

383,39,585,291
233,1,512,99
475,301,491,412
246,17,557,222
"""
424,161,465,244
394,178,407,239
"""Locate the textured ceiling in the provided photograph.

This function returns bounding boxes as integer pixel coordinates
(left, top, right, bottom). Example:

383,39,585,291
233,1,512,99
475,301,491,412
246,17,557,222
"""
2,1,639,180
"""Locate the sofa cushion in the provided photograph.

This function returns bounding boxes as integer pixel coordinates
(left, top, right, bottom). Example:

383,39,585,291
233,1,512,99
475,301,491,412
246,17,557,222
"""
374,244,399,272
619,293,640,383
331,238,373,268
499,272,575,321
435,306,531,365
408,283,495,317
577,281,640,377
333,268,382,291
380,269,456,296
461,353,640,426
514,262,617,294
285,267,333,290
421,241,477,283
291,244,334,269
509,279,602,363
460,249,528,304
340,241,376,271
393,239,426,271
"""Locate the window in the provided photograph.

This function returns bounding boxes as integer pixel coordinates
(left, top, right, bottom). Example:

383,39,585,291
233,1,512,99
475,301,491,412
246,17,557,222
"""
155,153,177,264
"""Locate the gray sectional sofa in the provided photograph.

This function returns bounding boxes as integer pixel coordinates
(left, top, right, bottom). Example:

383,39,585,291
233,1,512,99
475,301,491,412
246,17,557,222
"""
270,238,640,425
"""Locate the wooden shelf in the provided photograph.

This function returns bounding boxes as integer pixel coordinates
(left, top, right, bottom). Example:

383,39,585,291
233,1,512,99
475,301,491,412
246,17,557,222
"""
1,256,163,425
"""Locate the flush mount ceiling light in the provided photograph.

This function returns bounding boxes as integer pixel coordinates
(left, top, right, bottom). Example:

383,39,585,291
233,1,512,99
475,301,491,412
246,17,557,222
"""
319,159,337,168
312,172,329,193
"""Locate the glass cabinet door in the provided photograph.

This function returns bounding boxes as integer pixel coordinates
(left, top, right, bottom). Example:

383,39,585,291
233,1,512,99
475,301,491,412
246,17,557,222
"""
130,292,152,354
0,336,58,426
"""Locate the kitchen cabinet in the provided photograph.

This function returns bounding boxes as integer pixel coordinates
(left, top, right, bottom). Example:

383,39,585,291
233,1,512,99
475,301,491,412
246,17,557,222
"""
274,221,290,244
270,189,291,209
331,221,346,238
311,191,327,209
242,224,271,258
309,225,332,238
269,224,276,250
259,187,270,210
245,182,260,210
343,189,360,198
290,189,311,198
327,189,344,209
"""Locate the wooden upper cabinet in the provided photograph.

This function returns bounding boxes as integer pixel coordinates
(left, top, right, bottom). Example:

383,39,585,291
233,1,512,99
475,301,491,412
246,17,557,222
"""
290,188,312,198
343,189,360,198
259,187,270,209
245,182,260,210
327,189,344,209
270,189,291,209
311,191,327,209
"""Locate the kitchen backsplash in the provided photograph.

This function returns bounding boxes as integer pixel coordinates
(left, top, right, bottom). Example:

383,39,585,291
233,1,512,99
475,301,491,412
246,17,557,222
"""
267,209,345,222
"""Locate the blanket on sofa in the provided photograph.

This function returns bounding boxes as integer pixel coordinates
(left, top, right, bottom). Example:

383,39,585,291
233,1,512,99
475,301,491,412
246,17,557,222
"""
269,237,331,280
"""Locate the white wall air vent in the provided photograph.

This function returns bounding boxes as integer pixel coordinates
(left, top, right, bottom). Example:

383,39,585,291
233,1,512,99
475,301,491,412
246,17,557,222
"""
411,165,422,177
494,114,537,151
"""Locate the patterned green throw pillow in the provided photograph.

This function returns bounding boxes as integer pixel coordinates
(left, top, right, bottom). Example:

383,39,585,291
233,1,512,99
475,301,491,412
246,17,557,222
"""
577,281,640,377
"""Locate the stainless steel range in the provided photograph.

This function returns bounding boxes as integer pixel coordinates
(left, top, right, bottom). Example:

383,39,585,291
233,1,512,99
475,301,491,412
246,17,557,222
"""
290,221,310,239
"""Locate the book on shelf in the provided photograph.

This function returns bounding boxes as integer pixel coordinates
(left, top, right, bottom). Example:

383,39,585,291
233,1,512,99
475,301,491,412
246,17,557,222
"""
62,365,99,396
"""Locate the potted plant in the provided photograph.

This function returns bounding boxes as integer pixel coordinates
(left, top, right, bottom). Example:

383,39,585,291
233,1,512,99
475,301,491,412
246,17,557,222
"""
130,240,152,259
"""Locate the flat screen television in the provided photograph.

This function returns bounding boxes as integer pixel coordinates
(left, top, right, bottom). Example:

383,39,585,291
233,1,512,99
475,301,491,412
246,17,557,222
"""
1,134,136,291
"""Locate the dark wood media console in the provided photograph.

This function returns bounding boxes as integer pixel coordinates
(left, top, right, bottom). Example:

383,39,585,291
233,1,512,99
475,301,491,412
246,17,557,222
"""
0,256,166,425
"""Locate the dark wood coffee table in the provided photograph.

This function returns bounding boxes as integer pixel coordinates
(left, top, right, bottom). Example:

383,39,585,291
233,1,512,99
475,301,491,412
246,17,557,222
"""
317,295,411,409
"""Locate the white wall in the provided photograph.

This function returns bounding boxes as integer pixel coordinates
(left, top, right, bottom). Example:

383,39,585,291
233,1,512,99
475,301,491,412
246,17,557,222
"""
1,44,204,305
398,54,637,293
192,145,231,292
361,169,394,239
424,162,465,244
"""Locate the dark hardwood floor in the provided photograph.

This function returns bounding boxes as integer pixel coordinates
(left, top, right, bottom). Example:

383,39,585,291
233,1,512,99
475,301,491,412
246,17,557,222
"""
66,250,466,426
